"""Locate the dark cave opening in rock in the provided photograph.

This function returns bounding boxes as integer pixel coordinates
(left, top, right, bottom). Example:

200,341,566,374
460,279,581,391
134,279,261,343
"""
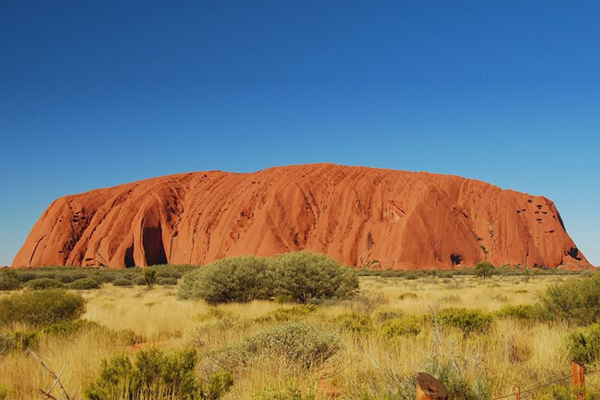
124,246,135,268
142,225,167,265
450,254,462,265
567,247,582,261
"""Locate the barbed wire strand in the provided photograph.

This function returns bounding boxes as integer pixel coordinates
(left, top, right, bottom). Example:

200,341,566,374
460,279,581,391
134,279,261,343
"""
491,369,600,400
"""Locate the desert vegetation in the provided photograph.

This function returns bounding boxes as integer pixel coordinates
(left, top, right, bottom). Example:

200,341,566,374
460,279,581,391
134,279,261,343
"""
0,254,599,400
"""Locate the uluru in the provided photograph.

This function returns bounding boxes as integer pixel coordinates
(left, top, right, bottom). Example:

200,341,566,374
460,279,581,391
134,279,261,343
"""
12,163,592,270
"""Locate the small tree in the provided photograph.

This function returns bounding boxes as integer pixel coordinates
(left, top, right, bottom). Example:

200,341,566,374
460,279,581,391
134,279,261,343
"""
143,269,157,290
474,261,495,279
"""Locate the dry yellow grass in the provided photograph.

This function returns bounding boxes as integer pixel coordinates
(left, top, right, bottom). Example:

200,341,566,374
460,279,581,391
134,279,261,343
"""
0,274,594,400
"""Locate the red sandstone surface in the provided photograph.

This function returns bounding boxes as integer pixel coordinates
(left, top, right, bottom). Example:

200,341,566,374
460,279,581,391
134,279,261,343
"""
12,164,592,270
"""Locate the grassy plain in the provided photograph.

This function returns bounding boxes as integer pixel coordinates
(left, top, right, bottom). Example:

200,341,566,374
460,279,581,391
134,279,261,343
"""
0,274,597,400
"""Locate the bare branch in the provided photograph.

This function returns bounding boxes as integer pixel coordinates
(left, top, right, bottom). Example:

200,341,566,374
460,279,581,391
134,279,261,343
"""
26,349,72,400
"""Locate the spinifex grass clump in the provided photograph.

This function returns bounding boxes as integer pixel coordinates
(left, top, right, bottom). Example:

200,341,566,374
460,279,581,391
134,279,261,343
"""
213,322,341,370
437,307,493,335
178,252,359,304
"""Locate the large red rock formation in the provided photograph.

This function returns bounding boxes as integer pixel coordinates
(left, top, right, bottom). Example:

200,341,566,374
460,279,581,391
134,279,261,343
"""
12,164,592,270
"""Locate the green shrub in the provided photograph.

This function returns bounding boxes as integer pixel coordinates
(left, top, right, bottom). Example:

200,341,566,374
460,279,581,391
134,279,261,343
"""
55,273,76,283
132,275,146,286
179,252,358,304
117,329,146,346
379,317,422,338
380,270,404,278
69,278,101,290
15,271,37,283
178,256,275,304
474,261,495,279
495,304,538,321
437,308,493,334
255,306,317,323
41,320,100,337
405,272,419,280
539,274,600,325
12,330,39,350
440,271,454,279
144,269,157,289
568,323,600,364
113,278,133,287
157,277,178,286
84,347,230,400
26,278,64,290
0,289,86,328
219,322,340,370
335,313,373,333
273,252,358,304
0,270,20,291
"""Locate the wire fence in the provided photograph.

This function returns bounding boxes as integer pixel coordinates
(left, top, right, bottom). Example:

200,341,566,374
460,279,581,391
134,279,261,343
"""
490,367,600,400
417,362,598,400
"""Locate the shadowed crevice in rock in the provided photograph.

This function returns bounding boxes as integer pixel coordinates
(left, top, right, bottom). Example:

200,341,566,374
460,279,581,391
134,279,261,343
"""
142,226,167,266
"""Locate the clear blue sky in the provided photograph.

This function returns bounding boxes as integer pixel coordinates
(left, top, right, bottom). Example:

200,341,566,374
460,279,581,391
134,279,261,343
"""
1,1,598,266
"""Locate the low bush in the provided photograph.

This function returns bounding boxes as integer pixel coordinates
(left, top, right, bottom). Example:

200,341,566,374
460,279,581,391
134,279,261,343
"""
437,308,493,334
495,304,538,322
26,278,64,290
113,278,133,287
0,289,86,328
41,320,100,338
380,270,404,278
0,270,20,291
539,274,600,325
157,277,178,286
179,256,275,304
14,270,37,283
69,278,101,290
132,275,146,285
84,347,232,400
568,323,600,364
405,272,419,280
379,317,422,338
219,322,341,370
335,313,373,333
255,306,317,323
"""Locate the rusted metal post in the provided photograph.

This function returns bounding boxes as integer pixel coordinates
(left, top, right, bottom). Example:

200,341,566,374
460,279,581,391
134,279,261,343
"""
571,360,585,400
416,373,448,400
514,386,520,400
